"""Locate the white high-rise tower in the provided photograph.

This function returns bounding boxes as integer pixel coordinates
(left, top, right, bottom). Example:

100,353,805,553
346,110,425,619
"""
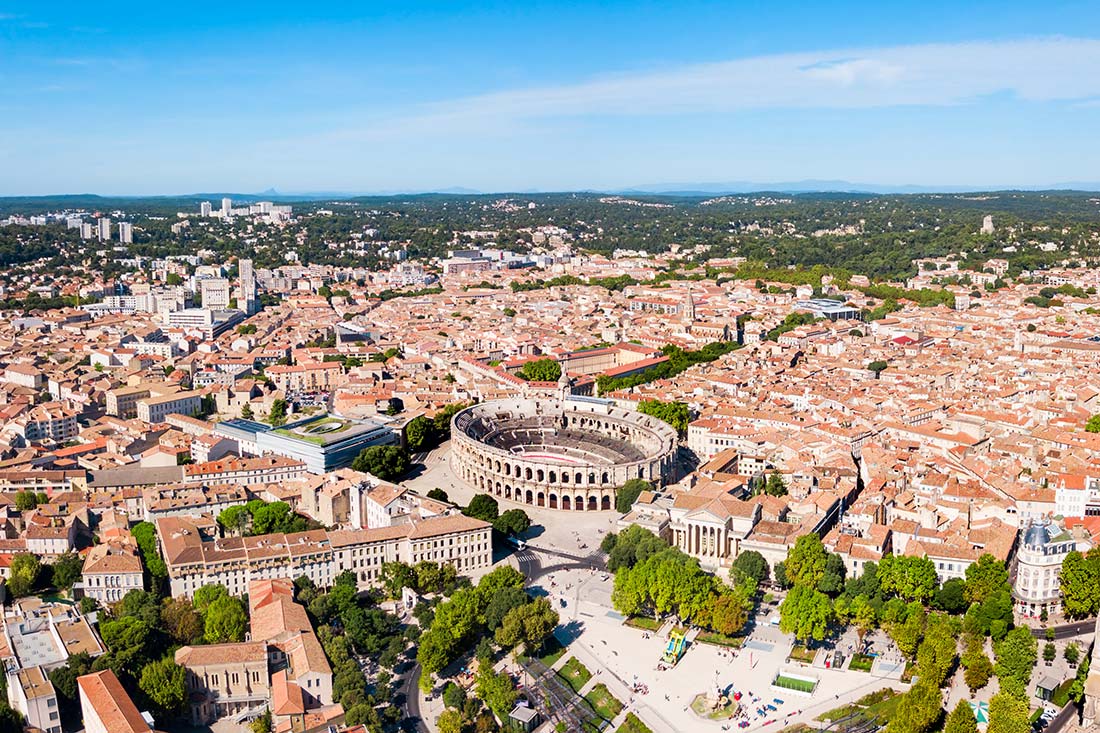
239,258,258,315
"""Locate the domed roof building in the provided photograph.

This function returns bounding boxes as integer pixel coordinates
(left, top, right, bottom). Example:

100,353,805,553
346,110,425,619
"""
1013,518,1080,619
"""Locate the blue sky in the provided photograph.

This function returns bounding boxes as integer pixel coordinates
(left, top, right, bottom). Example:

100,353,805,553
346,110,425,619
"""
2,1,1100,195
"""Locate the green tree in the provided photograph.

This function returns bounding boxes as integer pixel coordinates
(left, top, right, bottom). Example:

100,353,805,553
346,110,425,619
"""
464,494,500,522
138,657,187,717
849,595,878,647
878,554,938,603
944,700,978,733
1065,642,1080,666
961,634,993,693
13,491,38,512
493,508,531,537
475,664,518,720
379,562,417,598
100,617,156,673
268,398,288,426
495,597,559,653
731,550,769,585
1086,414,1100,433
427,488,449,503
7,553,40,597
484,587,530,632
241,403,254,419
217,505,250,535
964,554,1009,604
161,598,204,645
933,578,969,614
249,710,272,733
885,680,942,733
885,601,926,659
636,399,691,433
193,583,229,613
131,522,168,581
987,692,1029,733
915,614,960,687
615,478,650,513
867,360,889,376
778,584,833,643
351,444,411,481
204,596,248,643
1059,550,1100,617
993,627,1037,688
50,553,83,590
784,533,828,589
764,470,788,497
437,709,464,733
405,415,436,452
517,358,561,382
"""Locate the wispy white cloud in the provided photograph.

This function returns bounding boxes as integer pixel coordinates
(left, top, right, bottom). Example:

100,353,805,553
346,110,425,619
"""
320,36,1100,143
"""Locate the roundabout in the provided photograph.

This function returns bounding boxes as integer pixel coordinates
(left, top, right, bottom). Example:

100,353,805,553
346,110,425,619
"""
450,396,678,511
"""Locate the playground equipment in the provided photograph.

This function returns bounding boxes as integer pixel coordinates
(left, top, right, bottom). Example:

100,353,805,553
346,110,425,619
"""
662,629,687,665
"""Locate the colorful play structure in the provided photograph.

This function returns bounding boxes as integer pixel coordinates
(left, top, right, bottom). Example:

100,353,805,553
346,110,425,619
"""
662,629,687,665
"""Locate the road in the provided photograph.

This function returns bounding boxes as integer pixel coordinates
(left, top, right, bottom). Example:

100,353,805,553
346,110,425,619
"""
1030,618,1097,640
400,657,428,733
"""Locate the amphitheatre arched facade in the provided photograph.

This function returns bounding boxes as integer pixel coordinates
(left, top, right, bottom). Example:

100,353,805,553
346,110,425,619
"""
450,397,678,511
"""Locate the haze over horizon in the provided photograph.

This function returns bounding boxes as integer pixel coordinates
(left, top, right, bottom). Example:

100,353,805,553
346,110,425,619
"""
3,1,1100,195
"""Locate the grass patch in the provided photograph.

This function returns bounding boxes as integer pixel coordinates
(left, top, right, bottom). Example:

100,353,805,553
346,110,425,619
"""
788,645,816,664
585,683,625,721
616,713,654,733
1051,678,1074,707
624,615,662,631
557,656,593,693
696,631,744,648
849,654,874,672
817,689,901,723
773,674,816,693
536,637,567,667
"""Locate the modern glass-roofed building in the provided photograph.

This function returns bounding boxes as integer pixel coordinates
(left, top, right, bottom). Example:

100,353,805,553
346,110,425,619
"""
214,414,397,473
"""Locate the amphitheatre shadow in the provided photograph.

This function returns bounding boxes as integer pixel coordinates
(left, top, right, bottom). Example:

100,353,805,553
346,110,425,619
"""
523,525,546,540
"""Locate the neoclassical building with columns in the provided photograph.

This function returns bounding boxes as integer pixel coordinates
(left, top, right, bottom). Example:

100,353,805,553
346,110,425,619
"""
450,396,678,511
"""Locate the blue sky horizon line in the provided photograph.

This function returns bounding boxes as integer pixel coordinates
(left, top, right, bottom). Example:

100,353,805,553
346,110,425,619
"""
3,3,1100,195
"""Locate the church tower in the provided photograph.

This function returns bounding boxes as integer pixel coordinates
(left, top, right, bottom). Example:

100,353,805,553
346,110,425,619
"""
682,288,696,325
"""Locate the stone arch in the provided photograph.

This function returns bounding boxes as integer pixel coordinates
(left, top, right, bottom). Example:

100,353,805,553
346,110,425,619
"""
562,473,569,484
526,489,534,504
602,495,611,510
537,491,545,507
602,472,609,485
525,467,533,481
588,472,596,485
575,495,585,510
536,469,544,482
562,495,571,510
549,470,557,483
587,496,598,511
575,472,583,485
504,485,512,499
549,493,558,509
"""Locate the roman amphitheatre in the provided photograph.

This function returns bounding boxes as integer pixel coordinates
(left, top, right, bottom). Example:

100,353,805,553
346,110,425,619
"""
449,396,678,511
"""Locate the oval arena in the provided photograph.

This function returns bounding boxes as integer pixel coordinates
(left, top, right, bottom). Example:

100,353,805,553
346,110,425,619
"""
450,397,678,510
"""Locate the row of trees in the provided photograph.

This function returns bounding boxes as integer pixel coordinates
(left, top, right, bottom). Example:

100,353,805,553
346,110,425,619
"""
417,566,558,691
216,499,317,536
607,527,756,637
5,552,84,598
461,493,532,537
405,402,471,453
636,399,691,434
595,341,740,394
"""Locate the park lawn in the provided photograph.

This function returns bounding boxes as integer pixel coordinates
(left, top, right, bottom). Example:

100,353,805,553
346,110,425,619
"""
696,631,744,648
625,616,662,631
557,656,593,693
849,653,874,672
585,683,625,721
616,713,655,733
788,645,816,664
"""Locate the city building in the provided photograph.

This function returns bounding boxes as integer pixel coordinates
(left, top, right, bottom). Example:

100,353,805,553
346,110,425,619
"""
1013,518,1080,618
118,222,133,244
240,258,258,315
136,390,202,424
157,512,492,598
77,670,154,733
199,277,232,310
7,666,61,733
81,542,145,605
97,217,111,242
